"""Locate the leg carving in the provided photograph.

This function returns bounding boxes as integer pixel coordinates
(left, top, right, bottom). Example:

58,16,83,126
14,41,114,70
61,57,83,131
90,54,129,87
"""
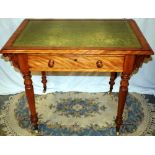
109,72,117,93
115,72,130,133
41,71,47,93
23,71,38,129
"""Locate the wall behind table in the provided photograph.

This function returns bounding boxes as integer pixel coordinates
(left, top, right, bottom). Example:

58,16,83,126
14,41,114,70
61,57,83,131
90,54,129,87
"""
0,18,155,95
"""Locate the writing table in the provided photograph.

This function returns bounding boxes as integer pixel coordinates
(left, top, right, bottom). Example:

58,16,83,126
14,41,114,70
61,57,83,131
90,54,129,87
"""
0,19,153,134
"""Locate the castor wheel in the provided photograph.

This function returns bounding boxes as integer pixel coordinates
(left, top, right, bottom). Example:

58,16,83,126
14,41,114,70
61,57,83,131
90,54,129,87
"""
34,129,39,134
116,132,120,136
43,89,46,93
32,125,39,134
116,127,120,136
107,91,112,95
33,129,40,135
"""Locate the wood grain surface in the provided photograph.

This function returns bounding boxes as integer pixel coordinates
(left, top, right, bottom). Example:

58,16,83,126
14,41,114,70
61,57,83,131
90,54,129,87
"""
28,54,124,72
1,49,153,55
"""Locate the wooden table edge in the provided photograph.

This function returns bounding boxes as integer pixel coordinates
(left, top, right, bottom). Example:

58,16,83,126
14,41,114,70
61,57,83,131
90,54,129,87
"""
0,18,153,55
0,49,153,55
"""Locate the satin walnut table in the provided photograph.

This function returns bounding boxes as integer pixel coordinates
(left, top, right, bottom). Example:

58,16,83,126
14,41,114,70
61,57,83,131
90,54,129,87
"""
0,19,153,134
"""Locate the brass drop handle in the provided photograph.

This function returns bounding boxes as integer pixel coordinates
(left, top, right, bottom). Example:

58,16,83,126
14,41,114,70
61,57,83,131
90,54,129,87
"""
48,59,54,68
96,60,103,68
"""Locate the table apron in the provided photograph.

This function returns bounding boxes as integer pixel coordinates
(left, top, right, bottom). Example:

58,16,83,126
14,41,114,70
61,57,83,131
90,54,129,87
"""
27,54,124,72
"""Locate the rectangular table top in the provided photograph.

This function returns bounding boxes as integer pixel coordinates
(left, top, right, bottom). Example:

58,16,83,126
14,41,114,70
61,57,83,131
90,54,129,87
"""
13,20,141,48
1,19,153,55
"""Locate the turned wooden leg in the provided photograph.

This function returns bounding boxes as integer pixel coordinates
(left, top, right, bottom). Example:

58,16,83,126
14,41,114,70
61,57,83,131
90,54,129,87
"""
23,71,38,130
41,71,47,93
18,54,38,131
115,72,130,134
109,72,117,93
114,55,135,135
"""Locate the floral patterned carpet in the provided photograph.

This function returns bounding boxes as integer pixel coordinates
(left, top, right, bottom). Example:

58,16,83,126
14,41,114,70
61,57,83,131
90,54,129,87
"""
0,92,155,136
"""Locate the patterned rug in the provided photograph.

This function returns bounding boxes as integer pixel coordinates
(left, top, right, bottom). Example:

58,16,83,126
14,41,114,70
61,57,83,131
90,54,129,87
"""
0,92,155,136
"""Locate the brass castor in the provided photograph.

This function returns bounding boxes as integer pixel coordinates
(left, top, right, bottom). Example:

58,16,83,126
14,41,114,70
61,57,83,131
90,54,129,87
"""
43,89,46,93
34,129,39,134
32,125,39,134
107,91,114,99
116,132,120,136
116,127,120,136
108,91,112,95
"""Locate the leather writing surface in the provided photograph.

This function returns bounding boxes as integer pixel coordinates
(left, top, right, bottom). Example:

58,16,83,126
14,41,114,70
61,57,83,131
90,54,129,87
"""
13,20,142,48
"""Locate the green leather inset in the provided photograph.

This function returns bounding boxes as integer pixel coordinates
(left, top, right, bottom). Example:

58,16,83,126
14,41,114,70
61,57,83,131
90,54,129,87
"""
13,20,142,48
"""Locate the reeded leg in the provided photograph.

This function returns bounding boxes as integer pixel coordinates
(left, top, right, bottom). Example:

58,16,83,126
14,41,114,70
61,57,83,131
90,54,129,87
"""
41,71,47,93
115,72,130,134
23,71,38,130
109,72,117,93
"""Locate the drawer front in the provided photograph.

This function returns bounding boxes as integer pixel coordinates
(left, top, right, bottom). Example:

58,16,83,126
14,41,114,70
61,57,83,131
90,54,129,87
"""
28,54,124,72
